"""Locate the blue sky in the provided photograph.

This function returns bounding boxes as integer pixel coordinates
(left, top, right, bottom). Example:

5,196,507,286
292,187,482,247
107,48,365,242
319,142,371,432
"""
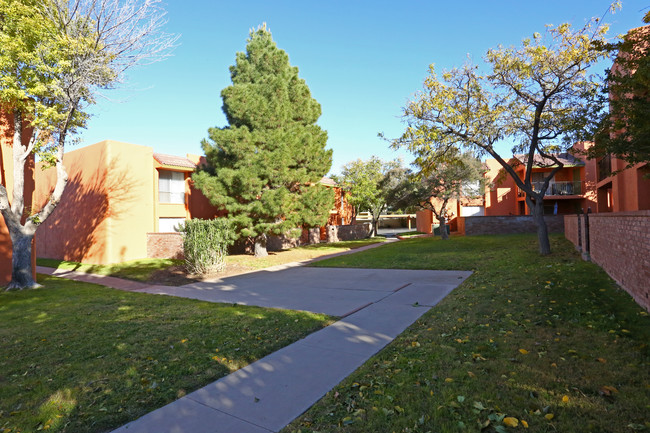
78,0,649,175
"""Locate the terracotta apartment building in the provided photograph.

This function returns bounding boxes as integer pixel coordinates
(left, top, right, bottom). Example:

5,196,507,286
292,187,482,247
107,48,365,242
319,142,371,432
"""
31,139,349,265
416,141,650,234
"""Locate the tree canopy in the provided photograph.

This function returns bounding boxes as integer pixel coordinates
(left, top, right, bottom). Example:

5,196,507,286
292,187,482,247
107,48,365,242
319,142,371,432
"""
392,19,608,254
392,151,485,239
334,157,406,237
193,24,333,256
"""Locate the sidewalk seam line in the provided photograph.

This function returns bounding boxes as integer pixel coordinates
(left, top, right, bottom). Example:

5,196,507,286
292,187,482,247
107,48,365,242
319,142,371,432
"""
184,396,275,433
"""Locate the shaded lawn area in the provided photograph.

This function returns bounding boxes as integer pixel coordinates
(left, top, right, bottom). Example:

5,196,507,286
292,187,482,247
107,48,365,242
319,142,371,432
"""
287,234,650,433
0,276,333,433
36,238,386,286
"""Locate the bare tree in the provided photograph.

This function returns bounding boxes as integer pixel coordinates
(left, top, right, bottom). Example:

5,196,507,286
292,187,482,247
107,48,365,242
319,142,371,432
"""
0,0,177,289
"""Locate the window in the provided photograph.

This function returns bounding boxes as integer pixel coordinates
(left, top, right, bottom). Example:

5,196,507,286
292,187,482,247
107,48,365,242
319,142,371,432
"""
159,170,185,204
158,218,186,232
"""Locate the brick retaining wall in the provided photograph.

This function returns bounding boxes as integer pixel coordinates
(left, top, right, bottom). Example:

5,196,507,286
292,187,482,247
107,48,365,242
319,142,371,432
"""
146,233,184,259
564,210,650,311
463,215,565,236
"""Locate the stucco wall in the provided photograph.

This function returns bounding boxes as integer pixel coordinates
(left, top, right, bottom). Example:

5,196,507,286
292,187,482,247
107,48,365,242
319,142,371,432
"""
35,140,155,264
564,211,650,311
464,215,565,236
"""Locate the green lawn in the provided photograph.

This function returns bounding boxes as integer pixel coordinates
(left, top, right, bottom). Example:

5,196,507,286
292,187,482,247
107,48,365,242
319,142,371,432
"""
0,276,333,433
36,238,386,285
287,233,650,433
36,258,181,283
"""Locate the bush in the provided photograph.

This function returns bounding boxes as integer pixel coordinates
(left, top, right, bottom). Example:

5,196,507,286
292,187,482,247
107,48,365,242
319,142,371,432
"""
180,219,236,275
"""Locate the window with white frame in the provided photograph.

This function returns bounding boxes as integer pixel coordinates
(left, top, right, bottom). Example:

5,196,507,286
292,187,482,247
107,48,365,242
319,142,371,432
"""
159,170,185,204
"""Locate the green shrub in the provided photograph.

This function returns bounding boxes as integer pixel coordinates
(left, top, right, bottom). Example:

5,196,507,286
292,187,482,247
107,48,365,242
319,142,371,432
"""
180,218,236,275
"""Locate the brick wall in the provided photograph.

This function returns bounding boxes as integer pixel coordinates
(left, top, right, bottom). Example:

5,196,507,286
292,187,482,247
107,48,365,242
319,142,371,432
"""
564,214,579,246
564,211,650,311
326,223,371,243
147,233,184,259
463,215,565,236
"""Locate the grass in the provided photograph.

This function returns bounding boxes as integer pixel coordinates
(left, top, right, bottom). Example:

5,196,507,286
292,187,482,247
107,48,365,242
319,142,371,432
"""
395,231,427,237
36,238,386,285
286,233,650,433
0,275,333,433
36,258,181,283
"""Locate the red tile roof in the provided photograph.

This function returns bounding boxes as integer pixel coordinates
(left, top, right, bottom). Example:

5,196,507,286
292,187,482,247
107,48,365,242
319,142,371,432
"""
153,153,197,169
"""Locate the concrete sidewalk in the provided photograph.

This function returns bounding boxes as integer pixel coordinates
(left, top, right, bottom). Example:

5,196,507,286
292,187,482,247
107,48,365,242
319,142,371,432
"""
35,242,471,433
111,267,471,433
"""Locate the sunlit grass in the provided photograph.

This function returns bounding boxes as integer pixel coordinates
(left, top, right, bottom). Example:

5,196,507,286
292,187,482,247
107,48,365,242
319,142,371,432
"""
287,234,650,433
0,276,333,433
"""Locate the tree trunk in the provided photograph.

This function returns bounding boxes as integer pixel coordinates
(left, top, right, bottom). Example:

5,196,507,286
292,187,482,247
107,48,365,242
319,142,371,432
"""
528,195,551,255
254,234,268,257
6,227,40,290
371,218,379,237
439,214,449,240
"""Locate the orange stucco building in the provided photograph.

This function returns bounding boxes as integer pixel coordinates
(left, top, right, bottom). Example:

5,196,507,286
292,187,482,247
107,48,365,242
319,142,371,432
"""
0,109,36,286
416,142,604,233
34,140,347,264
34,140,221,264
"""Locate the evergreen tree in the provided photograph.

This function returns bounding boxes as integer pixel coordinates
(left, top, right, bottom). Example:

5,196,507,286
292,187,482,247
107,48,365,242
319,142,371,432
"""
194,24,333,257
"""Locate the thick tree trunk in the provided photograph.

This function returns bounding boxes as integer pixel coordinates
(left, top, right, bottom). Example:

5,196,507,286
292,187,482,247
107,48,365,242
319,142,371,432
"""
439,214,449,240
528,195,551,255
371,218,379,237
6,227,40,290
254,234,268,257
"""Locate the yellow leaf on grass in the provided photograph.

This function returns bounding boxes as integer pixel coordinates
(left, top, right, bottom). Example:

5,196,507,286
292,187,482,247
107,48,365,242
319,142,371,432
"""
521,420,529,428
445,378,454,383
467,371,476,378
180,339,188,344
519,349,529,355
503,417,519,427
562,395,569,403
596,357,607,363
545,413,554,420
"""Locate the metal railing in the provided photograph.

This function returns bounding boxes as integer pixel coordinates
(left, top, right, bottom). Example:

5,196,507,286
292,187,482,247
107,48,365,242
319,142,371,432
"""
518,181,583,197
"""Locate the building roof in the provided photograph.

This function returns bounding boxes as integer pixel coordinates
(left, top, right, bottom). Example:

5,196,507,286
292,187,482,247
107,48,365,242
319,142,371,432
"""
319,176,337,187
515,152,585,168
153,153,197,170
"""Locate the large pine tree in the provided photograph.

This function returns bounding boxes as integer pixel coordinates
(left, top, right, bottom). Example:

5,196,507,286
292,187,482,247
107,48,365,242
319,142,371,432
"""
194,24,333,257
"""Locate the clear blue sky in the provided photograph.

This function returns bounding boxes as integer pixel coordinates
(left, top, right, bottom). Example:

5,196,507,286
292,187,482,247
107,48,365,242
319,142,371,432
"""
78,0,649,175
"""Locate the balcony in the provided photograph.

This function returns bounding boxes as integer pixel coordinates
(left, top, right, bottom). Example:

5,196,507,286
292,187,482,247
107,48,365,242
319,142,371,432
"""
518,181,583,197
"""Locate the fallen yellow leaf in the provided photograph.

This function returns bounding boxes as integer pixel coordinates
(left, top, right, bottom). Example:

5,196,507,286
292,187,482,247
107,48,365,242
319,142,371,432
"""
503,417,519,427
562,395,569,403
545,413,554,420
521,419,529,428
519,349,529,355
444,378,454,383
467,371,476,378
596,358,607,363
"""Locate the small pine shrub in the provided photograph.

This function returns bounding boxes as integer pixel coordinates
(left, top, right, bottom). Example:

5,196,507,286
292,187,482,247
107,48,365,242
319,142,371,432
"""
180,219,235,275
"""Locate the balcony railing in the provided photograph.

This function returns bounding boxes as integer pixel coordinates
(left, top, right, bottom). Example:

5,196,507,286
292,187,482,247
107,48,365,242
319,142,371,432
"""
518,181,583,197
